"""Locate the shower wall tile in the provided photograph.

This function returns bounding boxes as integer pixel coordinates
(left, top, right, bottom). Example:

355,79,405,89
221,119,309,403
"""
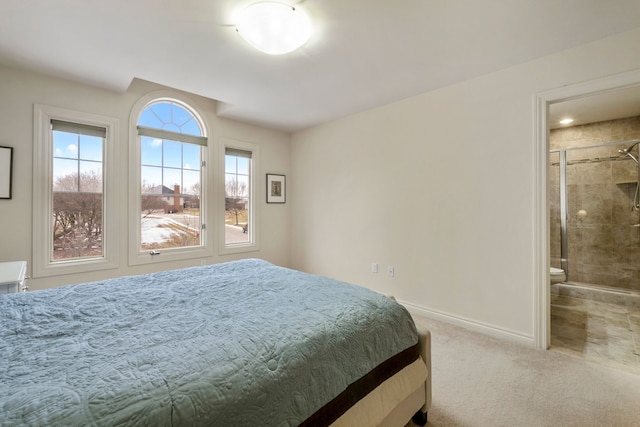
566,165,579,188
551,115,640,292
612,116,640,141
567,183,579,211
577,162,611,184
629,312,640,332
577,224,612,246
609,265,635,286
612,226,640,247
584,246,612,266
577,184,612,224
578,265,614,286
612,183,636,210
612,159,636,183
613,246,640,266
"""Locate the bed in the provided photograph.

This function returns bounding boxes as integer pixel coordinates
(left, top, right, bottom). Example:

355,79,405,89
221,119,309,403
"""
0,258,431,426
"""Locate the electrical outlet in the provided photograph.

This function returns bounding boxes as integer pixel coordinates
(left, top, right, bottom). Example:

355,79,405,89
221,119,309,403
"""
387,266,395,277
371,262,378,273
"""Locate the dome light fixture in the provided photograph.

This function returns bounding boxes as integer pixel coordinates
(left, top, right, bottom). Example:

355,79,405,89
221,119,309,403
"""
235,2,312,55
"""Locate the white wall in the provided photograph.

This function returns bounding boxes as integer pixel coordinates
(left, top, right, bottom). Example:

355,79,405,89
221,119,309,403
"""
0,68,291,290
290,28,640,343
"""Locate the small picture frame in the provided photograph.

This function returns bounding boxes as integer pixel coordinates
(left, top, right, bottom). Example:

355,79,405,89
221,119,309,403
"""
0,146,12,200
266,174,286,204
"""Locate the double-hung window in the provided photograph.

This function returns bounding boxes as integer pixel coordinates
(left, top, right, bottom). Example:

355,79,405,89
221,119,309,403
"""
130,96,210,264
221,139,259,254
33,105,118,277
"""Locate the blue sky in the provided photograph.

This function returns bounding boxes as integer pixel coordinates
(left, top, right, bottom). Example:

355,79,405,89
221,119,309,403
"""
139,102,202,194
52,102,251,196
53,132,102,191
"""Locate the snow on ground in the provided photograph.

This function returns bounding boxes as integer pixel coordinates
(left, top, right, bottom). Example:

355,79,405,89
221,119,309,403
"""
141,216,180,244
141,214,248,245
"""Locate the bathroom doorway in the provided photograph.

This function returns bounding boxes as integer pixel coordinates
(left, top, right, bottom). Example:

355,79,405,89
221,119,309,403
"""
543,82,640,373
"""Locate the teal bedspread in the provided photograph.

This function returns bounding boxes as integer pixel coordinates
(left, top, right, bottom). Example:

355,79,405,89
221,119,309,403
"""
0,259,419,426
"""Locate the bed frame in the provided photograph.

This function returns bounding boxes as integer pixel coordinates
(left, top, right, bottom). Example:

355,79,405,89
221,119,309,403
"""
333,329,431,426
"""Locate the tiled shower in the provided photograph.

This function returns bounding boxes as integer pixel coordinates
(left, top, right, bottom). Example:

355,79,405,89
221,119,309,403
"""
550,116,640,293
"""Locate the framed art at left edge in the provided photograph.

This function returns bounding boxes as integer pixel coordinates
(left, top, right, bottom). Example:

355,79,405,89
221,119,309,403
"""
0,146,12,199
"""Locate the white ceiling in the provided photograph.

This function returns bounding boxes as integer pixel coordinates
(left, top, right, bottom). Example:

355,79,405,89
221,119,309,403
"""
1,0,640,132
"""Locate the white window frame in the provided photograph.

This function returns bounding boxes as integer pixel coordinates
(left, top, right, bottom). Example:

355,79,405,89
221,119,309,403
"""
128,91,213,266
32,104,119,278
219,138,260,255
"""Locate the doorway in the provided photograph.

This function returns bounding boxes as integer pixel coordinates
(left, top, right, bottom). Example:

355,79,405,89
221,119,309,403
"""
534,69,640,355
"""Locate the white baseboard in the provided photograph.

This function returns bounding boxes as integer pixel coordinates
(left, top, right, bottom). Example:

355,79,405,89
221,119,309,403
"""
399,300,535,347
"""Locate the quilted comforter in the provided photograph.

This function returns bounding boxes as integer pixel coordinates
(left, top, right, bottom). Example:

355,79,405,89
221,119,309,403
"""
0,259,419,426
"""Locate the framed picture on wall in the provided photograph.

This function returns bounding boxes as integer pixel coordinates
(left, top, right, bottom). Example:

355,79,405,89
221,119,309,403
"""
266,174,286,204
0,146,12,199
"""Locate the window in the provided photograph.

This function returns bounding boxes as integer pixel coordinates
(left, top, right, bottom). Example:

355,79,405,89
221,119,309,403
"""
225,148,251,244
220,139,259,254
129,95,211,264
33,105,118,277
52,121,104,260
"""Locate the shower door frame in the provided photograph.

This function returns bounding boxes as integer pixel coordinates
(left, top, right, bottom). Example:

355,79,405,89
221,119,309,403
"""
534,69,640,350
551,141,640,285
557,150,569,276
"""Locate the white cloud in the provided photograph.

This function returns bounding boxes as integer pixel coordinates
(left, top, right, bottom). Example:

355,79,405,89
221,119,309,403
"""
67,144,78,154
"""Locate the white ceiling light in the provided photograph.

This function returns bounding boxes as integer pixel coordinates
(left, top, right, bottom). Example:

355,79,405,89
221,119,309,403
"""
235,2,312,55
559,118,574,125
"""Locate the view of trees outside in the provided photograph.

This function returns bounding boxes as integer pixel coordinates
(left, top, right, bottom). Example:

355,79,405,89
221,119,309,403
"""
50,103,252,261
226,178,247,225
52,131,104,260
225,153,250,244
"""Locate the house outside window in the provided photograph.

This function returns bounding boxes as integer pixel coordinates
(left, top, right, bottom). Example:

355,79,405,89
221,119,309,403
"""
129,94,211,265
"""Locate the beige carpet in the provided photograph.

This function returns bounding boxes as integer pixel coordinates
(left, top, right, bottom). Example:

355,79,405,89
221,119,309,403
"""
408,314,640,427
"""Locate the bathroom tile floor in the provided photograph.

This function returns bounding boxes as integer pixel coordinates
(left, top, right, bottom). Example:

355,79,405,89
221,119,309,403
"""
550,293,640,375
